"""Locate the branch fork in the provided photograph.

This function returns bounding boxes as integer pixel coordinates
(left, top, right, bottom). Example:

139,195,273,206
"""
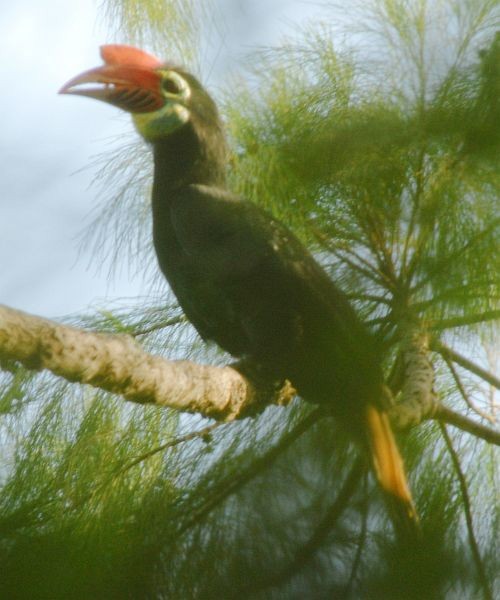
1,304,499,446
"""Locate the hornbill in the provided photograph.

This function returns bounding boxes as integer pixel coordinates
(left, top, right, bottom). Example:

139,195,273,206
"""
60,45,418,528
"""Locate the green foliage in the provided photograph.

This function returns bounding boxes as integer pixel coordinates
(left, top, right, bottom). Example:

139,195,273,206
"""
79,133,155,283
1,0,499,598
225,10,499,338
99,0,209,64
0,374,179,599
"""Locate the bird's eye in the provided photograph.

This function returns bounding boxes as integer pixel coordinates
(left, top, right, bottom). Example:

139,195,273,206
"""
162,78,182,95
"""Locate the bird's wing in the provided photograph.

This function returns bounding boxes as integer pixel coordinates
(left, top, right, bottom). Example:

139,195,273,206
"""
169,184,361,326
168,184,330,358
169,184,280,278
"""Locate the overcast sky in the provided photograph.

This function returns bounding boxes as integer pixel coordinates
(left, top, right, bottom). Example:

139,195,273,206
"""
0,1,326,318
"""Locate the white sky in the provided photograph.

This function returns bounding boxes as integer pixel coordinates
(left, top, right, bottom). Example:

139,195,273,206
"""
0,1,326,318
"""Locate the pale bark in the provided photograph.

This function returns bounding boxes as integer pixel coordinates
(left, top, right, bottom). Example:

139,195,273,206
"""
388,326,438,429
1,304,499,446
384,324,500,445
0,304,293,421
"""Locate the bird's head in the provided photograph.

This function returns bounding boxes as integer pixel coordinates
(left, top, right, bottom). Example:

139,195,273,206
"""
59,44,218,143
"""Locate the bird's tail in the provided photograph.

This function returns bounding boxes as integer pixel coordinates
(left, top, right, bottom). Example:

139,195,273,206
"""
365,403,419,532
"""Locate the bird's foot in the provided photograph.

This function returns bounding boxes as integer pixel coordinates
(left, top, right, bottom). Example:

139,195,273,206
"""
230,358,296,414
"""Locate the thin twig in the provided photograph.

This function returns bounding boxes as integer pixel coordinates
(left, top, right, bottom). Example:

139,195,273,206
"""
312,228,391,289
346,292,392,305
132,315,187,336
175,408,323,538
410,219,500,294
439,423,493,600
0,423,224,535
442,355,496,424
342,475,369,598
400,147,426,279
403,152,460,287
356,207,387,269
365,313,394,328
403,225,432,291
331,247,388,288
73,422,223,510
108,422,221,478
410,285,498,314
434,405,500,446
360,208,399,291
345,241,396,291
429,310,500,331
432,341,500,391
243,455,366,595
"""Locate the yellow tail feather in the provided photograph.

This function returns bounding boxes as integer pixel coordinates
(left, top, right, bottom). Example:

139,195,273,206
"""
365,404,419,529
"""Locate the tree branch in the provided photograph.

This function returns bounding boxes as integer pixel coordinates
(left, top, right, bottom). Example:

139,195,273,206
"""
343,484,368,598
434,405,500,446
132,315,187,336
428,310,500,331
0,304,294,421
384,326,500,446
388,326,438,429
75,422,223,512
175,408,323,538
242,455,366,595
439,423,493,600
2,305,499,450
432,340,500,390
442,354,497,423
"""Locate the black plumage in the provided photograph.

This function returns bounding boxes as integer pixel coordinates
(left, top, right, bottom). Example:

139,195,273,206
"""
60,45,418,528
154,174,381,422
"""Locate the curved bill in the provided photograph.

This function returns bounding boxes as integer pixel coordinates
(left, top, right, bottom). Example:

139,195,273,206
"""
59,46,165,114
